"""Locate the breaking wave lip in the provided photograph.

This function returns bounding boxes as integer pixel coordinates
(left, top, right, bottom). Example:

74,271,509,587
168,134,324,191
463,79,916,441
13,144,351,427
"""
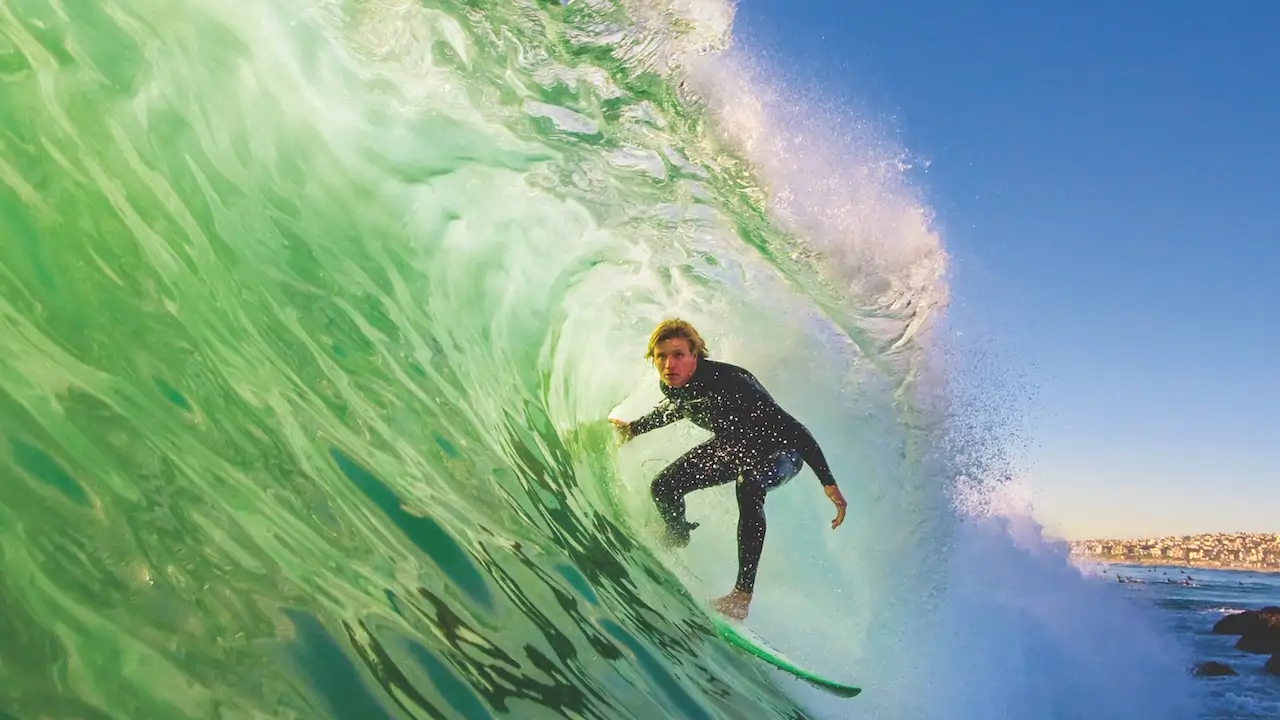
570,0,950,380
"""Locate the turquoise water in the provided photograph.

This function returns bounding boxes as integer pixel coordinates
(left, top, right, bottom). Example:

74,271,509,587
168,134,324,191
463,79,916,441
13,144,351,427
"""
0,0,1213,717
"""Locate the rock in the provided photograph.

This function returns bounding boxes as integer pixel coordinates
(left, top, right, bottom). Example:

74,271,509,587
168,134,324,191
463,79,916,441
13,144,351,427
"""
1266,655,1278,676
1236,627,1280,655
1212,606,1280,635
1192,661,1237,677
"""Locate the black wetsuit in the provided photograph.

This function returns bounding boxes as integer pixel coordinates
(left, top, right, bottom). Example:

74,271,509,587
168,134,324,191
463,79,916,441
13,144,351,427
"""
627,359,838,594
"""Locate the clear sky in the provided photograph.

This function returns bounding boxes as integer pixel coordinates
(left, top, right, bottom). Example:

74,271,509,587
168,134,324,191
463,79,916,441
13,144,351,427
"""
732,1,1280,540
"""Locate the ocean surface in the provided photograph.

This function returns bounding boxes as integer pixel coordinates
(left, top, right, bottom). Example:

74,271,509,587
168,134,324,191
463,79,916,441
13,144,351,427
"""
0,0,1270,718
1085,563,1280,720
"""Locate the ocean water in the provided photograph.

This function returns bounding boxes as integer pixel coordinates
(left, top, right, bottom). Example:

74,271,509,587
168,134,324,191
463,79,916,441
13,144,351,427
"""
0,0,1255,717
1085,563,1280,720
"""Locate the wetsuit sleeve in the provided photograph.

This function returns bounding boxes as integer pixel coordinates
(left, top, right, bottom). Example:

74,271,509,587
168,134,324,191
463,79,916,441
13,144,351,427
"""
628,399,682,437
792,422,839,487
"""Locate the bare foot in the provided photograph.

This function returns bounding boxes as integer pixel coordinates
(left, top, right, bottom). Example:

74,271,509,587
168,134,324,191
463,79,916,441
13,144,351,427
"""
711,589,752,621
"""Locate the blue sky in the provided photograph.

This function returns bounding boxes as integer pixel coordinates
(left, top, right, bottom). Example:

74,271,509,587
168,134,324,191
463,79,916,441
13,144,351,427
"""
733,1,1280,540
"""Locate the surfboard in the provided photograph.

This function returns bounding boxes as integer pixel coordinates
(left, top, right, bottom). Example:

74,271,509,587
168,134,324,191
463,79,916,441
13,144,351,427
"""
708,613,862,698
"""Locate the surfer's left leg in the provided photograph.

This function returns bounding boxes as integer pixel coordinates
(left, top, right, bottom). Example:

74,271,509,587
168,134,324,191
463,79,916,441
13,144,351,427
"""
713,448,804,620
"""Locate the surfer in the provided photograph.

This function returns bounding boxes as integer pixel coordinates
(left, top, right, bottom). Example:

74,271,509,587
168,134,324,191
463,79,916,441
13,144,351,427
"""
610,319,848,620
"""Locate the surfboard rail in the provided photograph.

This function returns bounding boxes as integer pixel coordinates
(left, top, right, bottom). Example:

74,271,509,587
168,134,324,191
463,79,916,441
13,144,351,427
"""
709,615,862,698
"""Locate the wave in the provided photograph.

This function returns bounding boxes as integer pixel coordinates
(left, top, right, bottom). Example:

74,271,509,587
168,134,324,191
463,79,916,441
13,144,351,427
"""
0,0,1201,718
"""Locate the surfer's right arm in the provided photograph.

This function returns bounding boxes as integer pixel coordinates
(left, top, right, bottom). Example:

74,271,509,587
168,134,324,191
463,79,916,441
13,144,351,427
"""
616,399,682,442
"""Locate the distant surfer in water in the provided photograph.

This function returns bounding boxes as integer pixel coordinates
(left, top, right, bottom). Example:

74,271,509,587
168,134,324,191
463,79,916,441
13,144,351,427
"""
610,319,848,620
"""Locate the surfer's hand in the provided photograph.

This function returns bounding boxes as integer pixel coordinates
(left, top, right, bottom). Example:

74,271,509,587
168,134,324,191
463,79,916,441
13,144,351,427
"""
825,485,847,529
609,418,632,443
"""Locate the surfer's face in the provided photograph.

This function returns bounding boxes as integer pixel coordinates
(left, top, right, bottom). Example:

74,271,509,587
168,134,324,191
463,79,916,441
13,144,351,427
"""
653,337,698,388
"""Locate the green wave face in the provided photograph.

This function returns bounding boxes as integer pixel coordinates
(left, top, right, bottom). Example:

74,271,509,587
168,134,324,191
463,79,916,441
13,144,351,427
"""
0,0,951,718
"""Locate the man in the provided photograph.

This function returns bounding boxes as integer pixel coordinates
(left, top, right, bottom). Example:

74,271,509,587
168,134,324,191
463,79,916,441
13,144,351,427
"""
610,319,848,620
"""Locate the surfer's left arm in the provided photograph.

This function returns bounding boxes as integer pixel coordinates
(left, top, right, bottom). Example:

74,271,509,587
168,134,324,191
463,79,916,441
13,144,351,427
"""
791,422,848,530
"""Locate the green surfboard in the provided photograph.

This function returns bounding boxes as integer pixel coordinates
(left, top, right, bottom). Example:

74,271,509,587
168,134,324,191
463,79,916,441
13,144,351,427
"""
709,614,862,698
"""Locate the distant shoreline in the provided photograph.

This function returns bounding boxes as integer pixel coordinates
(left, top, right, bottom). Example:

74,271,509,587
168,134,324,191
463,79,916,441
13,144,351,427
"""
1076,556,1280,575
1067,533,1280,575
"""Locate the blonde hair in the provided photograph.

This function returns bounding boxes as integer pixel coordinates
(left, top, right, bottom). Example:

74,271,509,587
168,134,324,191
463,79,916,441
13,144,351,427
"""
644,319,709,360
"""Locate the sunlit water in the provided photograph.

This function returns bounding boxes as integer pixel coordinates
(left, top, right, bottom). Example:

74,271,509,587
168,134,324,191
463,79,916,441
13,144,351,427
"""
0,0,1223,717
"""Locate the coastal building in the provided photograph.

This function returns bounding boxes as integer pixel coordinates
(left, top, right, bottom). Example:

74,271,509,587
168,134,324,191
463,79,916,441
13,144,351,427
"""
1068,532,1280,571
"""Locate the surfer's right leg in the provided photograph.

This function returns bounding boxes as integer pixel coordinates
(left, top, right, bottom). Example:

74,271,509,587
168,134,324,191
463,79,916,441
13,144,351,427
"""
650,439,738,547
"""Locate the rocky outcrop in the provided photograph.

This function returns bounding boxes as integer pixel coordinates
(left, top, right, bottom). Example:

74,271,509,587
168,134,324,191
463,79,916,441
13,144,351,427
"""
1212,606,1280,635
1237,628,1280,654
1192,661,1237,677
1212,607,1280,655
